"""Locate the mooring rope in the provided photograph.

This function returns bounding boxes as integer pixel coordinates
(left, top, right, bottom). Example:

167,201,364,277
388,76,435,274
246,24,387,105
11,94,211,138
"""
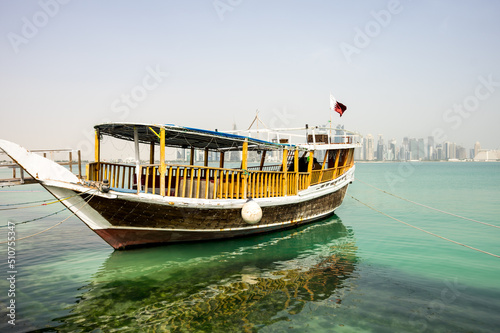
0,192,95,243
0,208,67,228
356,178,500,230
0,191,89,210
348,194,500,259
0,197,61,207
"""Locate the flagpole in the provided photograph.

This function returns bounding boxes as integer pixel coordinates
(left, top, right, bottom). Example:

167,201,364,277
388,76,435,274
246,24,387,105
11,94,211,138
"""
329,92,333,144
329,92,347,144
329,111,332,144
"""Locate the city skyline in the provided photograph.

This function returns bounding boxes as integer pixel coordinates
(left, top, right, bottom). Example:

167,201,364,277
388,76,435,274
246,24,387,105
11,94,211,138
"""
1,1,499,157
354,130,498,161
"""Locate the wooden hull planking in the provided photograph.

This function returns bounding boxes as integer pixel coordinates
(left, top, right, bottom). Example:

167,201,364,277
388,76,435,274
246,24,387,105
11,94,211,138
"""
44,178,350,249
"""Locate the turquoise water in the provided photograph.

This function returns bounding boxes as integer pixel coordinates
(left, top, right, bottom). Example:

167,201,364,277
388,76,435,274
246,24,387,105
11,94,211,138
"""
0,162,499,332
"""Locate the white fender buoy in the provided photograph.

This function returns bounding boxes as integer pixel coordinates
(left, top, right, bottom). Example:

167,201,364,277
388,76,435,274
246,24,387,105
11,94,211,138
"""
241,199,262,224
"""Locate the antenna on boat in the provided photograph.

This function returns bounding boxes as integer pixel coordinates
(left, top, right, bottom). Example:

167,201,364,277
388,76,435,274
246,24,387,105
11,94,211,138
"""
247,110,269,140
247,110,268,130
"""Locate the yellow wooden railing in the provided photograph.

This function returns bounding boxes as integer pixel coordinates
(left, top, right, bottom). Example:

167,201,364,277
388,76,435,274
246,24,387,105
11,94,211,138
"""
87,162,136,190
86,148,355,199
247,164,282,172
310,148,355,185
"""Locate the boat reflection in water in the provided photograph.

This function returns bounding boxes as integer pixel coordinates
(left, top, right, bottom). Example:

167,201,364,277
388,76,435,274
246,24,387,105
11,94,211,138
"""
52,215,358,332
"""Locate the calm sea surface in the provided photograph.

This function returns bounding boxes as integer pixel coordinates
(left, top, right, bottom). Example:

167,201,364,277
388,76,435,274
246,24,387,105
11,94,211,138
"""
0,162,499,332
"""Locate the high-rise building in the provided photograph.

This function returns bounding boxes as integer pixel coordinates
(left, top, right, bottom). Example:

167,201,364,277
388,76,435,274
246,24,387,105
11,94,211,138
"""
474,142,481,159
427,136,435,160
365,134,374,161
456,146,467,160
388,138,397,161
450,142,457,159
444,141,457,160
376,134,384,161
398,145,406,160
418,138,425,160
435,144,443,160
403,137,408,160
409,138,418,160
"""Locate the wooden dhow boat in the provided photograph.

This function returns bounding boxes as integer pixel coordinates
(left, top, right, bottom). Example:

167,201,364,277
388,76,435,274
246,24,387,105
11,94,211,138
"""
0,123,361,249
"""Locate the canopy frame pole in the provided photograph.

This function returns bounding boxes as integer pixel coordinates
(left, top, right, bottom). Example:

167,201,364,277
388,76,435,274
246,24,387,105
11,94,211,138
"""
242,139,248,199
307,150,314,187
294,149,299,194
160,127,166,196
190,147,195,166
219,152,225,169
282,148,288,196
259,150,267,171
94,128,100,163
94,128,101,181
134,126,141,193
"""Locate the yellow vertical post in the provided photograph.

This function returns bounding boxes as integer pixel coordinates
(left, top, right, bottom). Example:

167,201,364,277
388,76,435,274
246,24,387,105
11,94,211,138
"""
294,149,299,194
134,126,141,193
94,128,100,162
282,148,288,196
318,150,328,183
241,139,248,198
333,149,341,178
94,128,100,181
342,148,353,175
160,127,166,196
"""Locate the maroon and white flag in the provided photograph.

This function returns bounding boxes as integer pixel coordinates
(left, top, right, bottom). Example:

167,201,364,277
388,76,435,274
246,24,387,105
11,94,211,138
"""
330,93,347,117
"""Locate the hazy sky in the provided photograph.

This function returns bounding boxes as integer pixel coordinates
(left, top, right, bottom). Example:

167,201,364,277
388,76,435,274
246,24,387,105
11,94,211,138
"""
1,0,499,159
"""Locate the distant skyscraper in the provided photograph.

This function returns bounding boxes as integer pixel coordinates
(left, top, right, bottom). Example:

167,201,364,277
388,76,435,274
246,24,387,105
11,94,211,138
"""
450,142,457,159
457,146,467,160
444,141,457,160
365,134,374,161
427,136,434,160
474,142,481,159
403,137,408,160
377,134,384,161
409,138,418,160
418,138,425,160
435,144,443,160
469,149,475,160
443,142,450,159
229,122,240,161
388,138,397,161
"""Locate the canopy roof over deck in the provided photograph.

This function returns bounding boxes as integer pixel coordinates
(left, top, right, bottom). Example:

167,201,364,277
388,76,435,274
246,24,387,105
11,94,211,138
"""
95,123,303,152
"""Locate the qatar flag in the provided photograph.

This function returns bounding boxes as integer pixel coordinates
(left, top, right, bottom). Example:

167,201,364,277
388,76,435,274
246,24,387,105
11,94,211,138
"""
330,94,347,117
